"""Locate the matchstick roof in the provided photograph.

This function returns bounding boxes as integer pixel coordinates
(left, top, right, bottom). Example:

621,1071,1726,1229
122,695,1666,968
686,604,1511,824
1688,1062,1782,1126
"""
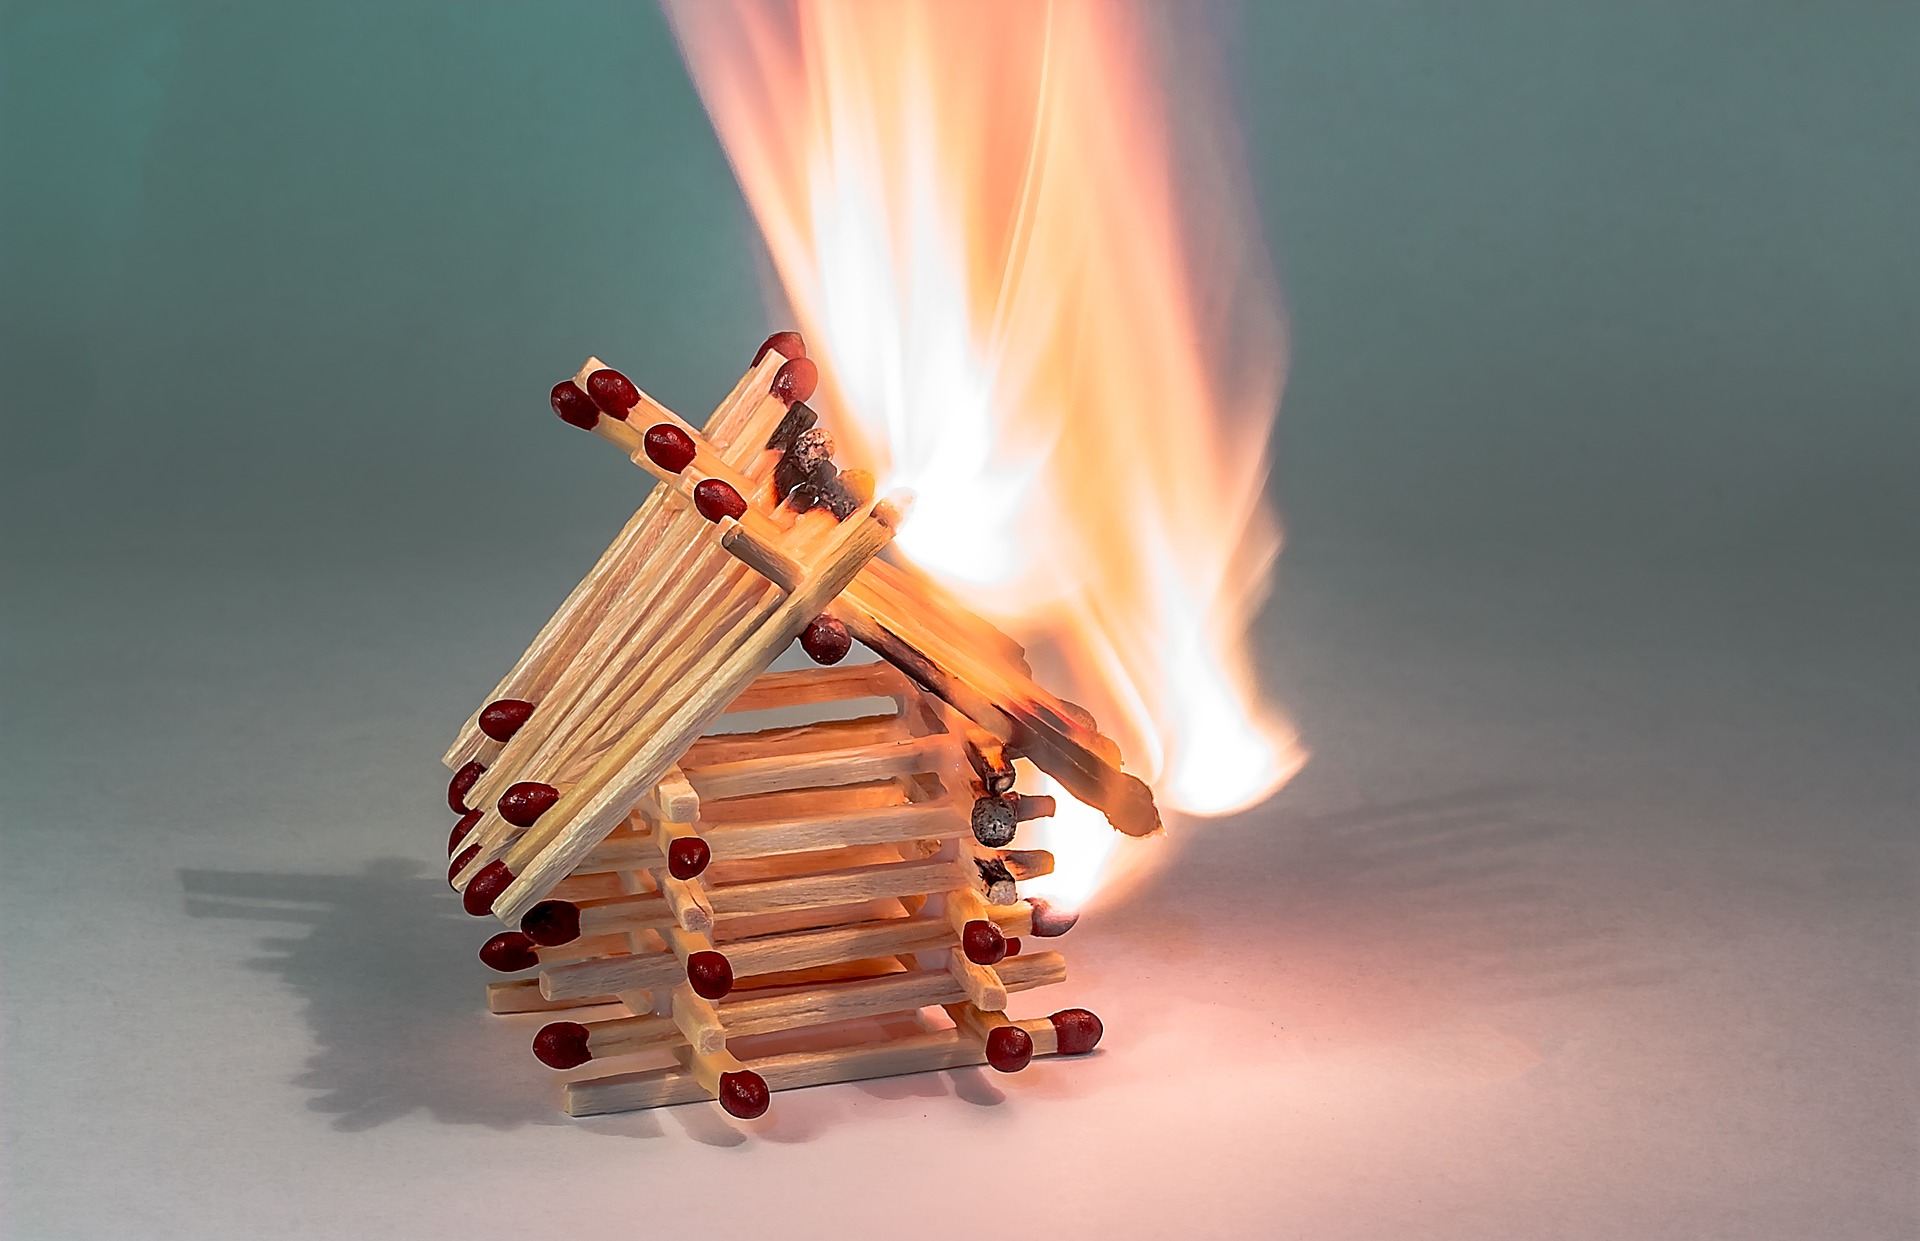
445,343,1160,924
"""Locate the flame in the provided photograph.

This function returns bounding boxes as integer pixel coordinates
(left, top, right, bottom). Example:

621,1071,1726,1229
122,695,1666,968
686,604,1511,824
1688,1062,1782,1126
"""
667,0,1304,907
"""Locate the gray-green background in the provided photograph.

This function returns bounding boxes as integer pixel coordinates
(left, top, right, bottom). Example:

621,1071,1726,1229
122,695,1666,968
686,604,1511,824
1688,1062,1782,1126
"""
3,4,1914,1239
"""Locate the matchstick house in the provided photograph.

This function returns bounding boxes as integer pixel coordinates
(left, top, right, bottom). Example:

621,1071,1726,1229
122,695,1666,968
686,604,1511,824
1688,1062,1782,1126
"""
441,333,1158,1119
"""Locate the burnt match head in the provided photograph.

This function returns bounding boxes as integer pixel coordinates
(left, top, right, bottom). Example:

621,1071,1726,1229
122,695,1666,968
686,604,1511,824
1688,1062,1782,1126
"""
774,425,836,504
1048,1007,1103,1055
1026,898,1080,938
585,367,640,419
718,1070,771,1119
479,931,539,973
771,356,818,404
448,761,485,814
754,330,806,366
971,795,1018,847
984,1025,1034,1073
498,781,560,828
448,810,482,855
532,1021,592,1070
643,423,697,473
520,899,581,947
799,614,852,665
693,478,747,522
549,381,599,430
448,844,480,889
463,860,515,917
687,950,734,1000
962,919,1008,965
765,399,818,454
667,836,712,881
478,698,534,743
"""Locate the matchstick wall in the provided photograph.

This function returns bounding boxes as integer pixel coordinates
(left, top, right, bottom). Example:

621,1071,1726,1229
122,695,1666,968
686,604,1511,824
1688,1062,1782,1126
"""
441,333,1153,1118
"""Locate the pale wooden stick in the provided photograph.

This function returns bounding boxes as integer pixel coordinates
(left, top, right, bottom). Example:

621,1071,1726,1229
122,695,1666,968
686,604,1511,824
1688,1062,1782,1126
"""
704,856,964,919
721,662,912,715
945,946,1009,1011
682,734,958,803
485,979,625,1015
493,499,907,922
696,801,965,863
697,779,912,827
535,939,677,1003
680,715,905,769
719,914,954,980
670,982,727,1056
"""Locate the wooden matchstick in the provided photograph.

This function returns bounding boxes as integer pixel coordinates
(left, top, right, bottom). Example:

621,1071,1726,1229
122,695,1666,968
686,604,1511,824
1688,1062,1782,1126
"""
681,734,957,803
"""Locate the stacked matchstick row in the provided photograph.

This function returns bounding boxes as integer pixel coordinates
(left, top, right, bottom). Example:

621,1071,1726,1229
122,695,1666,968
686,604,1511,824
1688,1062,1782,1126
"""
440,332,1149,1117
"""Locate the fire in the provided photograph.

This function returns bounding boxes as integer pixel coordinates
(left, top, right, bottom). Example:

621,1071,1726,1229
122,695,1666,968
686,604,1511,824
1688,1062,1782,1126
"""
667,0,1303,907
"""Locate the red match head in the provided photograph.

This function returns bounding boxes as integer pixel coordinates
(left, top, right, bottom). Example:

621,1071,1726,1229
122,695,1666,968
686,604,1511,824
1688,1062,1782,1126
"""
497,781,560,828
667,836,712,880
753,330,806,366
520,899,581,947
463,860,515,917
693,478,747,522
448,810,482,855
771,356,818,404
448,844,480,889
985,1025,1034,1073
585,368,640,419
687,951,734,1000
718,1070,770,1119
478,699,534,743
447,761,485,814
1027,898,1080,938
479,931,539,973
532,1021,592,1070
643,423,697,473
799,614,852,665
1048,1008,1103,1055
549,381,599,430
961,919,1007,965
1004,937,1022,957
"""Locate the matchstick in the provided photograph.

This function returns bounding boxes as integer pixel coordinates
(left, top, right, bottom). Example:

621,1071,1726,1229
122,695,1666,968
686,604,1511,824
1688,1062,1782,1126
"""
681,734,959,803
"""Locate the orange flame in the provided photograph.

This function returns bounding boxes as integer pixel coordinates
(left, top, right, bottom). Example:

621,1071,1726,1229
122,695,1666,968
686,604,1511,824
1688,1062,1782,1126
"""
667,0,1303,907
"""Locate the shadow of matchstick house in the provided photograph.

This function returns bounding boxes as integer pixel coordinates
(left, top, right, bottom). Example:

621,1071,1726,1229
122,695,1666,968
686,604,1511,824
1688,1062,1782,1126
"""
180,859,570,1132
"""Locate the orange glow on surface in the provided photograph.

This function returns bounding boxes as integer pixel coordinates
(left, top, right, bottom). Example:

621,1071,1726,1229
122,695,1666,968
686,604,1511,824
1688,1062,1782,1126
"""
668,0,1303,908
